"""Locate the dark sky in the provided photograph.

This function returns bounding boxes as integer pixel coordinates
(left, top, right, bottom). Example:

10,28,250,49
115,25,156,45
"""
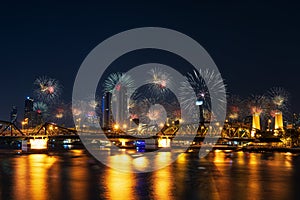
0,1,300,121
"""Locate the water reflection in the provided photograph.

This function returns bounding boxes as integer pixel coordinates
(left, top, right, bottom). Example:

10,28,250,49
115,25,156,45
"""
0,151,298,199
69,151,89,200
13,154,56,200
105,155,136,200
211,151,296,200
153,153,173,200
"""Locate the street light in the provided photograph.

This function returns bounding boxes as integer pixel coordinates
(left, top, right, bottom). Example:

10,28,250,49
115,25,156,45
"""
21,121,26,130
122,124,127,131
195,100,203,106
22,118,28,134
196,98,204,126
113,124,119,133
268,119,272,131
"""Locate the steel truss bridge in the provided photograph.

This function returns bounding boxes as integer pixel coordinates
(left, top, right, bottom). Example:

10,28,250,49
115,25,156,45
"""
0,120,76,137
126,121,254,138
0,120,258,140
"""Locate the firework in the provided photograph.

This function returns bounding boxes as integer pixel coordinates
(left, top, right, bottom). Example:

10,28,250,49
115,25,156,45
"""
129,97,151,125
55,112,64,119
103,72,135,93
72,100,84,117
179,69,226,122
34,76,62,103
88,99,98,109
147,68,172,97
33,102,49,119
227,95,243,120
267,87,289,109
104,73,137,128
55,102,78,127
55,107,65,118
245,94,269,115
147,104,167,125
71,96,101,128
270,110,278,118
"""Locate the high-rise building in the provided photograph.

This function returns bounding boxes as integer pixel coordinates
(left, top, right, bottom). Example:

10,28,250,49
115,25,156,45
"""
24,97,35,127
24,97,33,118
102,92,112,130
252,113,261,131
24,96,34,113
10,105,18,124
113,87,128,127
275,112,283,130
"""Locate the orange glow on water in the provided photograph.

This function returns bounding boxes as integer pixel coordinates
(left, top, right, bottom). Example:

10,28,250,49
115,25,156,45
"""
5,150,296,200
133,156,149,171
29,154,48,200
13,154,57,200
106,160,135,200
153,153,173,200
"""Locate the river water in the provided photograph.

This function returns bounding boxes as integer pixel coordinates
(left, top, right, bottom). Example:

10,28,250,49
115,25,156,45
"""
0,150,299,200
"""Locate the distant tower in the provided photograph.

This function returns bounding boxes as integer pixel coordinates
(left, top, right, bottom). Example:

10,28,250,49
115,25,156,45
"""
10,105,18,124
24,97,34,127
252,113,261,131
113,86,128,127
24,97,34,114
251,113,261,137
275,112,283,130
102,92,112,130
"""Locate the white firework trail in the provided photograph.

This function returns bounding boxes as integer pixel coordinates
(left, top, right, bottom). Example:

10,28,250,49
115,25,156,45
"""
103,72,135,94
245,94,269,115
33,101,49,119
179,69,226,122
267,87,289,110
34,76,62,104
147,68,173,97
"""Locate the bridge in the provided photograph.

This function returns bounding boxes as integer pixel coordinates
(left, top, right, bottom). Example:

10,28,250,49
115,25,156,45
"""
0,119,289,151
0,120,77,137
0,119,262,139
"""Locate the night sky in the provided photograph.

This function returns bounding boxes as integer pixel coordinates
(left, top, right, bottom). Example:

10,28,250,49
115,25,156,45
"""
1,1,300,121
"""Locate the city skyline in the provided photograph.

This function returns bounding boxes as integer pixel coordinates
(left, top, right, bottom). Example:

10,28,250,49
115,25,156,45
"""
6,69,297,133
1,2,300,199
1,1,300,119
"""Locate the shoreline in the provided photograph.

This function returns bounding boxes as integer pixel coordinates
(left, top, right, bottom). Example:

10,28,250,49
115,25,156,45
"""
1,145,300,155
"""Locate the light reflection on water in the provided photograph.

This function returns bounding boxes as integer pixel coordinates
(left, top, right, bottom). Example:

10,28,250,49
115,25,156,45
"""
0,150,299,200
153,152,173,200
106,155,136,200
211,151,299,200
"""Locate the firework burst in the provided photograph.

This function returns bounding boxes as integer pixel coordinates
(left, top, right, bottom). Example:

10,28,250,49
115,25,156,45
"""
147,104,167,125
103,72,135,93
33,102,49,119
72,98,100,128
103,73,135,127
245,94,269,115
179,69,226,122
49,102,75,126
267,87,289,109
147,68,172,97
34,76,62,104
226,95,243,120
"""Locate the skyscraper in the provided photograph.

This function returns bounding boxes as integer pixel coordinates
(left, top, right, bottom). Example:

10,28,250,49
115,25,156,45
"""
113,87,128,127
102,92,112,130
24,97,34,127
24,96,34,114
10,105,18,124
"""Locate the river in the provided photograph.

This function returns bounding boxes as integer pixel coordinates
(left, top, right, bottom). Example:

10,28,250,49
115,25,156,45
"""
0,150,299,200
